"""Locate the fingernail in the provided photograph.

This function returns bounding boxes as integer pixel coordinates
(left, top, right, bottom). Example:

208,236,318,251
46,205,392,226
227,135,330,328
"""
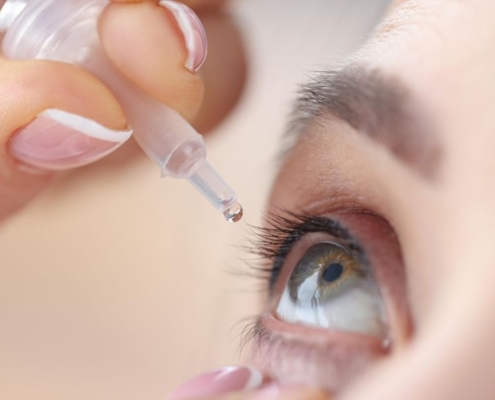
159,0,208,73
167,366,263,400
9,109,133,171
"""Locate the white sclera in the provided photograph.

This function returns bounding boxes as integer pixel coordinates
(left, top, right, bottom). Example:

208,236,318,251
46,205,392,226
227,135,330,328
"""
276,270,388,337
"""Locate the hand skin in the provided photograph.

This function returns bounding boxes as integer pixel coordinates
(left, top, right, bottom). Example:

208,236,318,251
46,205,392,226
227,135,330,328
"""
0,0,246,221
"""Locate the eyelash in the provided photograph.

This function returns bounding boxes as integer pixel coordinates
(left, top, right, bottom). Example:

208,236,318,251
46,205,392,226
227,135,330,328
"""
247,210,368,293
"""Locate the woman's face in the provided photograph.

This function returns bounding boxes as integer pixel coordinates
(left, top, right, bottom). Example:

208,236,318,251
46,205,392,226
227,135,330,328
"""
250,0,495,398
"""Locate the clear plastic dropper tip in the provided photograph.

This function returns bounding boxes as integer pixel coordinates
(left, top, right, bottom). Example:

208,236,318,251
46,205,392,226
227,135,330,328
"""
188,161,243,223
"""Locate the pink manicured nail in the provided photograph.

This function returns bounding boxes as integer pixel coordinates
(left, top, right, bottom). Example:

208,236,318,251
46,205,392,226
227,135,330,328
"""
9,109,133,171
167,366,263,400
159,0,208,73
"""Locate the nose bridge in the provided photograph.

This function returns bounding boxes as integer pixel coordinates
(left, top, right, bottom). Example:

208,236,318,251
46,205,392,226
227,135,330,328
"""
436,20,495,199
429,198,495,336
353,2,495,399
396,154,495,397
360,194,495,400
409,269,495,400
413,231,495,398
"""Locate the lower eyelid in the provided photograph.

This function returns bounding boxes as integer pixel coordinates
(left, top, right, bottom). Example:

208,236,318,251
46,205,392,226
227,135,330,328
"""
250,313,389,392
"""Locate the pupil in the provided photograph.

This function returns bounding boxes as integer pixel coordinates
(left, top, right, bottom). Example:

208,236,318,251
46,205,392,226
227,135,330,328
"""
323,263,344,283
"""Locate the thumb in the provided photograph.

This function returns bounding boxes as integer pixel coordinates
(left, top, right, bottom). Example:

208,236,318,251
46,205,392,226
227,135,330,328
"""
0,57,131,220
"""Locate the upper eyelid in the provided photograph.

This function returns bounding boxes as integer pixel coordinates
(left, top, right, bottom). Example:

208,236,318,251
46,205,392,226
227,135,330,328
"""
249,211,368,293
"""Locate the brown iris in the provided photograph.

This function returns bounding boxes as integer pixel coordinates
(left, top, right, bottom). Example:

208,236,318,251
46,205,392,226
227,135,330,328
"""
288,242,363,302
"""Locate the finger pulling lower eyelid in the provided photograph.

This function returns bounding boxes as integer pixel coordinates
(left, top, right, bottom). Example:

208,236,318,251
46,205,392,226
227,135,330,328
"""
248,385,331,400
202,386,331,400
167,366,263,400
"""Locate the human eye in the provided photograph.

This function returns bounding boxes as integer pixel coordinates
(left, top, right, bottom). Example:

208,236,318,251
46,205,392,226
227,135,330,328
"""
277,236,386,338
247,210,410,391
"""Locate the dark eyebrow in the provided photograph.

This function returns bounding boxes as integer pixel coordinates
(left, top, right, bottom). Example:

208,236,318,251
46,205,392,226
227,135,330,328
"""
285,65,441,179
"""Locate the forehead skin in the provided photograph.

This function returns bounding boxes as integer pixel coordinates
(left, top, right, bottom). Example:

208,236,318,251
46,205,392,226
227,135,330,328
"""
268,1,495,399
363,0,495,162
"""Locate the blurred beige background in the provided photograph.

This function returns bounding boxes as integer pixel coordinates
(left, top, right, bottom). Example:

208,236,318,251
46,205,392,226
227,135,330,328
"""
0,1,389,399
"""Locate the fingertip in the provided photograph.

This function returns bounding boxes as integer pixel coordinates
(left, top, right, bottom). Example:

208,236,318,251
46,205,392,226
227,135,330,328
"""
99,1,205,119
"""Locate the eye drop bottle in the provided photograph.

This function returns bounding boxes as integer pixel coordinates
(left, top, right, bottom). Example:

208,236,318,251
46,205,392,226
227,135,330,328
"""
0,0,243,222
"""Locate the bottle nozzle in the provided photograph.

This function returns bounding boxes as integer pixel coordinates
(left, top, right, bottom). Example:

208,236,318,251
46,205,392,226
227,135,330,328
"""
188,161,243,223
